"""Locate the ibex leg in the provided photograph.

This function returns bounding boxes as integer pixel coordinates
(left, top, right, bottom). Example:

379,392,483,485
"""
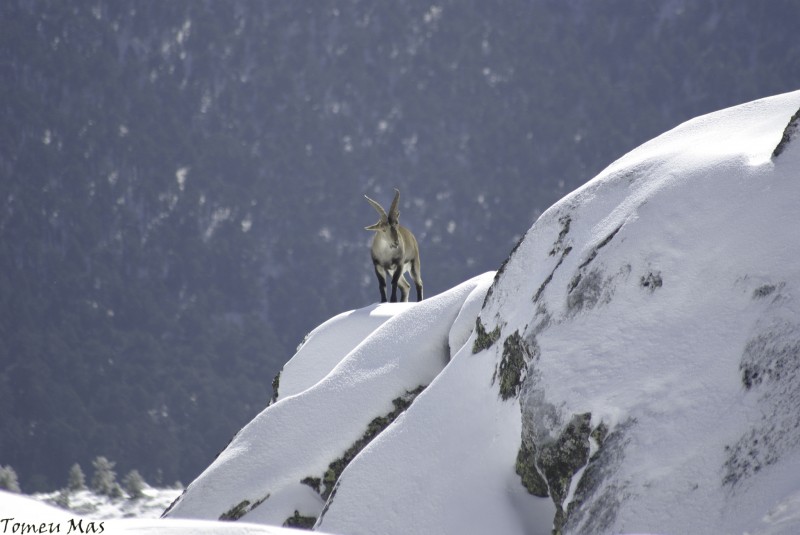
390,265,404,303
397,273,411,302
410,259,423,301
373,263,388,303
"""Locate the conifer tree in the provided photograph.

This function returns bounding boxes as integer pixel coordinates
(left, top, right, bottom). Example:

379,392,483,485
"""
122,470,146,499
0,465,21,493
53,489,71,509
91,456,119,497
67,463,86,491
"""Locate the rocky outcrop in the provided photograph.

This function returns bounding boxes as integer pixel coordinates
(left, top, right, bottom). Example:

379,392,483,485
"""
488,90,800,534
772,106,800,158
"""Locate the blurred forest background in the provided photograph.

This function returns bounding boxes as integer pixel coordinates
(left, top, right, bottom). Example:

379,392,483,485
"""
2,0,799,491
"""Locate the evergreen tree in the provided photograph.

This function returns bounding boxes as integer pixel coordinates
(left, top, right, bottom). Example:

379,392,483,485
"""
0,465,21,493
122,470,146,499
53,489,70,509
90,457,118,497
67,463,86,491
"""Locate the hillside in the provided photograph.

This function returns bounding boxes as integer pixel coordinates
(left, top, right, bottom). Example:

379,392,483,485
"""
164,91,800,534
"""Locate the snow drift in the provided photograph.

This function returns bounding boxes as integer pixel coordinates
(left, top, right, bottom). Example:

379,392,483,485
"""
165,89,800,535
0,490,305,535
165,273,499,527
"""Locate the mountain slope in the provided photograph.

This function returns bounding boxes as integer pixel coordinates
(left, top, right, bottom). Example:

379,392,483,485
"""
474,88,800,534
165,273,496,527
166,89,800,534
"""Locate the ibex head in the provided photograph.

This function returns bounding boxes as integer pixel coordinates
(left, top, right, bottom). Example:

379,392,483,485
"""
363,188,423,303
364,188,402,247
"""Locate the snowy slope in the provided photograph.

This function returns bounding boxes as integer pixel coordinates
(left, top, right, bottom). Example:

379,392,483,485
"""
315,278,556,535
472,89,800,534
275,303,409,401
165,89,800,535
165,273,496,526
0,490,307,535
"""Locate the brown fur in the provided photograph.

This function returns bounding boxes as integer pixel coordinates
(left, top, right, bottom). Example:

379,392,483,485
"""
364,189,423,302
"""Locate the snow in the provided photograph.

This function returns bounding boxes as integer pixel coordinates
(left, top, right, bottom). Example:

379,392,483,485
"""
13,90,799,534
0,490,305,534
276,303,409,401
165,273,497,525
316,272,556,535
479,89,800,534
32,486,181,519
0,490,73,522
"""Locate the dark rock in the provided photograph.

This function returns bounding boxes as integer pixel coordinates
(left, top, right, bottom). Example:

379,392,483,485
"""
495,332,537,400
752,284,777,299
472,318,501,353
549,215,573,256
537,413,593,532
564,420,634,535
270,371,282,404
569,224,624,289
219,494,269,521
640,272,663,291
728,322,800,487
318,386,426,500
300,477,321,493
739,327,800,390
772,106,800,158
515,438,549,497
533,246,572,303
283,510,317,530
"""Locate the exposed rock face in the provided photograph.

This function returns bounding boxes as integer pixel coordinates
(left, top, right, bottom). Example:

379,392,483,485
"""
772,106,800,158
726,313,800,488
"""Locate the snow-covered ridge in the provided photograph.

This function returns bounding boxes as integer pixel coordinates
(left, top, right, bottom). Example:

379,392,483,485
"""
478,89,800,534
165,273,498,527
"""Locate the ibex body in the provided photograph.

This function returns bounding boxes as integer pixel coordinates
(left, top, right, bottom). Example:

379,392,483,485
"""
364,189,423,303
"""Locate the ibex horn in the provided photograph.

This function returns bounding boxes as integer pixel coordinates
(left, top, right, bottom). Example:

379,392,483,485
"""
364,194,387,219
388,189,400,221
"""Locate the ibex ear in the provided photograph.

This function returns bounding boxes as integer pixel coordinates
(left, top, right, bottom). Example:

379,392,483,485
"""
365,222,382,231
388,188,400,223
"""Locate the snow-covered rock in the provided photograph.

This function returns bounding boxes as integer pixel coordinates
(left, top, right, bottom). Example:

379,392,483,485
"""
478,88,800,534
274,303,410,402
165,273,497,527
165,89,800,535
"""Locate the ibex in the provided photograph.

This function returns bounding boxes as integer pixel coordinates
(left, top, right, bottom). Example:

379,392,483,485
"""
364,189,423,303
